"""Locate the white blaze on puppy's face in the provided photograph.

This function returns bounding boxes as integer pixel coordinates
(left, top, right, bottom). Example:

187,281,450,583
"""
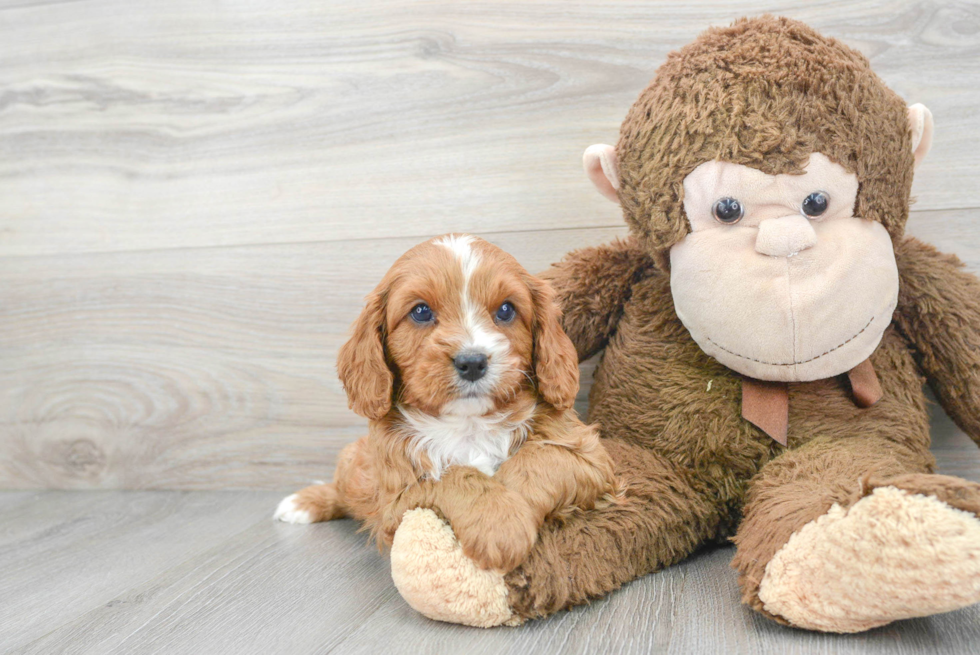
434,234,512,405
383,235,535,419
669,153,899,382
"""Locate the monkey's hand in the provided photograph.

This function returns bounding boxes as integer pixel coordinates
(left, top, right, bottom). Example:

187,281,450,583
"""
539,237,655,361
895,237,980,445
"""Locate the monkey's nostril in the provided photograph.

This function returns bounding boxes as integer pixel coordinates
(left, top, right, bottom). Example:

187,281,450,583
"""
454,352,489,382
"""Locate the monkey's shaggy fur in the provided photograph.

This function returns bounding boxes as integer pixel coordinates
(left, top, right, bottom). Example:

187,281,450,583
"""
496,16,980,627
618,15,915,270
384,15,980,631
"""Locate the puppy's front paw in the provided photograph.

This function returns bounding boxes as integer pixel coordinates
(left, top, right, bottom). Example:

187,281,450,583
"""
453,493,538,573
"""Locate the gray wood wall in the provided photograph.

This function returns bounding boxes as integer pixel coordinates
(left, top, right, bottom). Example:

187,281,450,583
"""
2,0,978,489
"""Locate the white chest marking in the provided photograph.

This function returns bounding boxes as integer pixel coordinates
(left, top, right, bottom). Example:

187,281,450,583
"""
400,403,531,480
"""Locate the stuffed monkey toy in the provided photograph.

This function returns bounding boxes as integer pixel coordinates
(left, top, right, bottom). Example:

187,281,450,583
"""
389,16,980,632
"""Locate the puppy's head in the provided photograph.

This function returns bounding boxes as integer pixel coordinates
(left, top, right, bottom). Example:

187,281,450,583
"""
337,234,579,420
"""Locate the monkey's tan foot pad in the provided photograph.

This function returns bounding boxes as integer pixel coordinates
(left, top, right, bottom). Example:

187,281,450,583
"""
758,486,980,633
390,508,521,628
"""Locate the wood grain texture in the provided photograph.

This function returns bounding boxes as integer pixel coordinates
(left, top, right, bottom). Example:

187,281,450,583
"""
3,208,977,490
0,0,978,493
0,226,625,489
13,516,399,655
0,1,978,257
0,491,279,652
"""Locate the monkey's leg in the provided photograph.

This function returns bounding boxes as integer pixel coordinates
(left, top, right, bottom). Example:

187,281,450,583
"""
733,435,980,633
389,439,721,627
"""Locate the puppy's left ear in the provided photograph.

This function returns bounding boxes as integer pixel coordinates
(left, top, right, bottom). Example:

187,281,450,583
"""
528,275,579,410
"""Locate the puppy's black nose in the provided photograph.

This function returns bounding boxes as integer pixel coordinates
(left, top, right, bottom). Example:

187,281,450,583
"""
454,352,488,382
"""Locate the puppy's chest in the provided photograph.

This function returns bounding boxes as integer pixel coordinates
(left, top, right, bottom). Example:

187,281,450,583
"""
401,411,529,481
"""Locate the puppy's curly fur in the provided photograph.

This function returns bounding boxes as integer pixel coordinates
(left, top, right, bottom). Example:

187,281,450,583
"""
276,234,621,573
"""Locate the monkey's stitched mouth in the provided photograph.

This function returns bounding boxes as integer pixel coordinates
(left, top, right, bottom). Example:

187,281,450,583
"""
703,316,874,367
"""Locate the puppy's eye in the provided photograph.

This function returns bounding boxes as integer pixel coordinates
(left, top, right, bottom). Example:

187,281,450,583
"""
801,191,829,218
495,302,516,324
410,303,434,324
712,197,744,224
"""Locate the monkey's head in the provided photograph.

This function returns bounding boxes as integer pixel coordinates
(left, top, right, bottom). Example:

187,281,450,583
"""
585,16,934,383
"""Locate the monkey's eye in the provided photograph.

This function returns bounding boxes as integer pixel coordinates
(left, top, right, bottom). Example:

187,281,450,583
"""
410,303,434,324
802,192,829,218
712,197,744,224
495,301,516,324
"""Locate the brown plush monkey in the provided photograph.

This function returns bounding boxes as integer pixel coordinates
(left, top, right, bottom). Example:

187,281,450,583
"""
389,16,980,632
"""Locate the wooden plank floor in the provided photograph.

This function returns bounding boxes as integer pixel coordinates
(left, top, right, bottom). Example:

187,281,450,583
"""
3,409,979,655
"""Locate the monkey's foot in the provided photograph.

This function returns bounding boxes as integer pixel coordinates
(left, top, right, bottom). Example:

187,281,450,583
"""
758,486,980,632
390,508,520,628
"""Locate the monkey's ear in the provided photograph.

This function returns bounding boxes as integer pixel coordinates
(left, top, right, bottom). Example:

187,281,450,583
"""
583,144,620,203
908,104,934,169
336,290,393,421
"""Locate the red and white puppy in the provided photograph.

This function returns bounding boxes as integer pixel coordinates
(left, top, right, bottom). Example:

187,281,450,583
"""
275,234,619,573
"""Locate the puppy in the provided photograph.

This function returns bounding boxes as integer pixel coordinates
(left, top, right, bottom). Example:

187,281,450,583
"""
275,234,619,573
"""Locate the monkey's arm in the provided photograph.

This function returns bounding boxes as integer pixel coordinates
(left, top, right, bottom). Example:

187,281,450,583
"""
894,237,980,445
539,236,656,361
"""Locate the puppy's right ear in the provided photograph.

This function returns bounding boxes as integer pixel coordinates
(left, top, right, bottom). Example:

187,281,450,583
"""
337,289,393,421
527,275,580,411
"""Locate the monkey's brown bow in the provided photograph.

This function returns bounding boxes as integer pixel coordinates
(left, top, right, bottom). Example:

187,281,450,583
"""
741,359,883,445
